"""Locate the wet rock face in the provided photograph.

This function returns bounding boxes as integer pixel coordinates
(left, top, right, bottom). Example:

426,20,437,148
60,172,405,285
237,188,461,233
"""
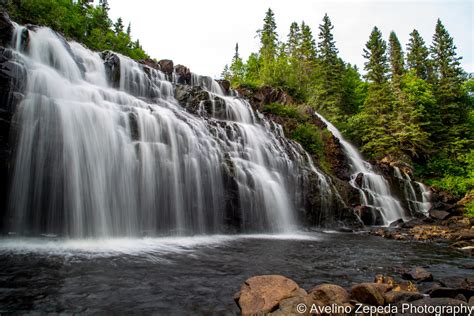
139,58,160,71
175,64,191,85
174,84,227,118
355,205,384,226
0,11,14,47
0,47,27,230
101,51,120,88
216,79,230,95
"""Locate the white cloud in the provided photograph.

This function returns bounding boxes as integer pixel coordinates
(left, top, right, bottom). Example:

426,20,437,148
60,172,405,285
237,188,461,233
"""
108,0,473,78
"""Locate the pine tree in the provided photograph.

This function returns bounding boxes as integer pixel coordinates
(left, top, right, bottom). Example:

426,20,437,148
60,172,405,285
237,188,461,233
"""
430,19,469,146
126,22,131,36
299,21,317,62
363,27,388,84
230,42,245,86
258,8,279,85
406,29,430,80
114,17,124,34
221,64,231,80
287,22,301,58
312,14,345,119
388,31,404,80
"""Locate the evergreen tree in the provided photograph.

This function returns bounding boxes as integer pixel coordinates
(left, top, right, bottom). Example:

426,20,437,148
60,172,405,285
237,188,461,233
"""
230,43,245,86
258,8,279,84
406,29,430,80
363,27,388,84
312,14,345,119
126,22,131,36
114,17,124,34
299,21,317,61
221,64,231,80
388,31,404,80
287,22,301,58
430,19,469,146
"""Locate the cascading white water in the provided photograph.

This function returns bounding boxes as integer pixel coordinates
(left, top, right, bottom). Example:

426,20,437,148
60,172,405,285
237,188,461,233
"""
393,167,431,215
4,24,337,237
315,112,407,225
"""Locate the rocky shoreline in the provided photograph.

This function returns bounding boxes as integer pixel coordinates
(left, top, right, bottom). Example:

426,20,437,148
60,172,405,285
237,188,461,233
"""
234,269,473,315
370,215,474,256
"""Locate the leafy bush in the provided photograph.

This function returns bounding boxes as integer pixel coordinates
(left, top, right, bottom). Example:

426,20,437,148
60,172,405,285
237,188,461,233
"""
263,103,308,122
290,123,324,156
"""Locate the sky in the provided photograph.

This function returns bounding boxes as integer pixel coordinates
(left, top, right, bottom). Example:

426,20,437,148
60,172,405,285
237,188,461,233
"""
108,0,473,79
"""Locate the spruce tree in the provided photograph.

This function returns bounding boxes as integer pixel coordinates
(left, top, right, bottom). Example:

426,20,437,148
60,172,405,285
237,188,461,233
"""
230,43,245,86
430,19,469,146
388,31,404,80
406,29,430,80
363,27,388,84
258,8,279,85
312,14,345,118
299,21,317,62
287,22,301,58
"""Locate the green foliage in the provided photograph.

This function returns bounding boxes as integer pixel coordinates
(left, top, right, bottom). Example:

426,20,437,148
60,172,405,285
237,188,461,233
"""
388,31,405,80
221,9,473,199
406,29,431,80
363,27,388,84
291,123,324,156
263,103,308,122
466,200,474,218
5,0,148,60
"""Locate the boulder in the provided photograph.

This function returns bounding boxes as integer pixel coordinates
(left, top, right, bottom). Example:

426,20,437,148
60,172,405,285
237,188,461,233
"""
384,290,424,304
217,79,231,94
139,58,160,71
234,275,306,316
175,64,191,85
428,287,474,301
158,59,174,76
402,267,433,282
101,51,120,88
351,283,386,306
429,209,451,220
354,172,364,187
390,218,405,227
308,284,351,305
355,205,384,226
395,297,471,316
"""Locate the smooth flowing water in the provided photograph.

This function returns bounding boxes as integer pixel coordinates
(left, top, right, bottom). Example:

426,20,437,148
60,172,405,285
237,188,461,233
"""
315,113,413,225
0,233,470,314
4,25,336,237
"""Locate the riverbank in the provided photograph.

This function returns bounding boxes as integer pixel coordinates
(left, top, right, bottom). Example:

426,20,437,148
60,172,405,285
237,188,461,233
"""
370,215,474,256
235,269,473,315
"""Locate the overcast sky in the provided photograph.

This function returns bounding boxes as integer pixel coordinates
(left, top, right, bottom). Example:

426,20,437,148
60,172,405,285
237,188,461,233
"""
108,0,473,78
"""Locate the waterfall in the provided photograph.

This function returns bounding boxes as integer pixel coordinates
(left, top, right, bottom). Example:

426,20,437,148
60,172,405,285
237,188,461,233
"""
314,112,407,225
3,24,337,237
393,167,432,216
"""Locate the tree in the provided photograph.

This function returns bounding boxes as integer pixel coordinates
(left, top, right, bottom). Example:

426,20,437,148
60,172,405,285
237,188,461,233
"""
430,19,469,146
312,14,345,119
258,8,279,85
126,22,131,36
406,29,430,80
299,21,317,62
114,17,124,34
286,22,301,58
388,31,404,80
363,27,388,84
230,43,245,86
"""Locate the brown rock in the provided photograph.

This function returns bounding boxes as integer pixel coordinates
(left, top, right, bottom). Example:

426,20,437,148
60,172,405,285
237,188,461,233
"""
308,284,350,305
158,59,174,76
175,64,191,85
429,209,451,220
393,281,419,292
384,290,424,304
403,267,433,282
217,79,231,94
351,283,385,306
235,275,306,316
469,296,474,305
139,58,160,71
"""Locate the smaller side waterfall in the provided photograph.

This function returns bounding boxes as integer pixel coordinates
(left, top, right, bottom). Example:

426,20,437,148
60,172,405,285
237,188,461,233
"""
393,167,432,216
315,112,407,225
